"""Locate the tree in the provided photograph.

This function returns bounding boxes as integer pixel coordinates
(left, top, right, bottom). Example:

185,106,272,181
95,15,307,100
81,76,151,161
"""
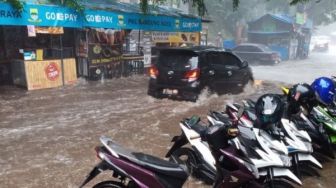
304,0,336,25
48,0,84,12
0,0,83,12
3,0,24,11
2,0,327,15
140,0,319,16
204,0,265,40
203,0,336,42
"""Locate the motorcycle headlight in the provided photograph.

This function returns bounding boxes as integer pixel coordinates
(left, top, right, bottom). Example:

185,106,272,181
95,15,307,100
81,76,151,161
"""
303,141,313,153
319,125,326,134
244,162,259,179
279,154,292,167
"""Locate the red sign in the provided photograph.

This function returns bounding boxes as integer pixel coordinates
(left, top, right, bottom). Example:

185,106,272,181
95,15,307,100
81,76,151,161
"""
45,63,60,81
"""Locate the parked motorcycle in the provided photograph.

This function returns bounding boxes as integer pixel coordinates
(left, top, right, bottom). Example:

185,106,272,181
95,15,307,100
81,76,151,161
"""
281,86,335,159
166,114,301,187
225,102,322,178
310,105,336,145
79,136,189,188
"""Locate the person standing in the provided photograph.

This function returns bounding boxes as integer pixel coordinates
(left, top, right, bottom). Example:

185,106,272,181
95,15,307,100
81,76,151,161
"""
215,32,223,48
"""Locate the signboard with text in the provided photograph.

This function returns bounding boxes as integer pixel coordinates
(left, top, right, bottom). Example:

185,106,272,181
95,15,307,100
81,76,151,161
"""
0,2,201,32
143,32,152,68
152,31,199,45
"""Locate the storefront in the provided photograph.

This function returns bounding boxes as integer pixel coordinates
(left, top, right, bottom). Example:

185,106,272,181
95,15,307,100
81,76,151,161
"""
0,1,202,88
0,25,77,90
248,14,295,61
248,13,312,61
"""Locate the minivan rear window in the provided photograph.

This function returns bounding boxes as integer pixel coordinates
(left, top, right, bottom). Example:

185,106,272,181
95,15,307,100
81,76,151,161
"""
158,51,198,70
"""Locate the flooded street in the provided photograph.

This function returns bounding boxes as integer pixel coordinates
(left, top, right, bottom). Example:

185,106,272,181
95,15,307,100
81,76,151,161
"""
1,49,336,188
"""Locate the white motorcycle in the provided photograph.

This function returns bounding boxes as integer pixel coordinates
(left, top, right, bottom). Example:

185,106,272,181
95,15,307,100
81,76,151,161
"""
166,113,302,187
224,103,322,178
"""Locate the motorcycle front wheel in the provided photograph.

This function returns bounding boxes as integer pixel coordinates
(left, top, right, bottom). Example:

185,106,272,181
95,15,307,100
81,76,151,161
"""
93,181,125,188
169,147,198,175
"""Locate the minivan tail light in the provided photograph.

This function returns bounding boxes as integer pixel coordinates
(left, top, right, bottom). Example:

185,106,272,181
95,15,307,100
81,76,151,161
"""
184,68,200,82
149,65,159,79
271,53,279,60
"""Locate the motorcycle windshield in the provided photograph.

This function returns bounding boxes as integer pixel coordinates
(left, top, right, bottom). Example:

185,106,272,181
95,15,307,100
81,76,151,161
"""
312,107,336,131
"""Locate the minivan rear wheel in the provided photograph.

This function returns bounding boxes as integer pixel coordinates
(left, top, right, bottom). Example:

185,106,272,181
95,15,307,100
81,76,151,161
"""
147,88,163,99
273,60,280,65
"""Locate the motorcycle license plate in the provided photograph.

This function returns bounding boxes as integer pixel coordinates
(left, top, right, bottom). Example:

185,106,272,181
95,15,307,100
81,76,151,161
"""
163,89,178,95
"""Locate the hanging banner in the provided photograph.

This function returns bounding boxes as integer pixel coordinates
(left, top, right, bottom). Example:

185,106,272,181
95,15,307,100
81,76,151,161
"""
0,2,201,32
87,29,124,65
35,27,64,34
296,13,305,25
0,3,81,27
143,31,152,68
27,25,36,37
152,32,177,42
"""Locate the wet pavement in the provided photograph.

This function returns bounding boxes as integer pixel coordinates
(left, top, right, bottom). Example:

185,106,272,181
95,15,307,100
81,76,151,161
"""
0,49,336,188
252,46,336,84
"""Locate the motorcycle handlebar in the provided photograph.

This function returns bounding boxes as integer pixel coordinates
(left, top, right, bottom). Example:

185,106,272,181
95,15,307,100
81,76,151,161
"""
190,135,201,140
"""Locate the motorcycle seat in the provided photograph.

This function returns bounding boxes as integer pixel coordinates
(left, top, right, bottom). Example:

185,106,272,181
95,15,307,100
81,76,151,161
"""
132,152,188,179
210,111,232,125
106,141,188,179
190,122,207,135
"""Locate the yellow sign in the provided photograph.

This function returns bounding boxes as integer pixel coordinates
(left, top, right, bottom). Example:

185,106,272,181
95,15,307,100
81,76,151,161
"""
91,56,123,64
35,27,64,34
152,32,199,45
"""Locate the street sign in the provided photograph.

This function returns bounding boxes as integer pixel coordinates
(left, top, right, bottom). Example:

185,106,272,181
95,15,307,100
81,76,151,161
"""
143,32,152,68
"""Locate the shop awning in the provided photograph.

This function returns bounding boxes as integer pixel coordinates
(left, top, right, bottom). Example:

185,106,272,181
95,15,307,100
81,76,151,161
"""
248,31,290,35
0,1,201,32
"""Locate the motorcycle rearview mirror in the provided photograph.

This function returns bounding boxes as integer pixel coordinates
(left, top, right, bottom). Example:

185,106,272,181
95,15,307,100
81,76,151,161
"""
237,106,244,119
233,106,244,126
227,127,239,137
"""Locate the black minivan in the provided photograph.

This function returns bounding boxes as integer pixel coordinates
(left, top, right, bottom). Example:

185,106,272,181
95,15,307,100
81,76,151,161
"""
147,46,253,101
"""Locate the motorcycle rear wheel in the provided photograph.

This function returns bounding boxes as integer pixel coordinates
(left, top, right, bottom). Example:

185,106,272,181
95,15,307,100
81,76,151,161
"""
92,181,125,188
262,179,295,188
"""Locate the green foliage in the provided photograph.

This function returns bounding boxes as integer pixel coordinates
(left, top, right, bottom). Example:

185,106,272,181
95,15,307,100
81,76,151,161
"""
205,0,264,40
48,0,84,12
140,0,316,16
289,0,310,5
0,0,83,12
3,0,24,11
305,0,336,25
183,0,207,15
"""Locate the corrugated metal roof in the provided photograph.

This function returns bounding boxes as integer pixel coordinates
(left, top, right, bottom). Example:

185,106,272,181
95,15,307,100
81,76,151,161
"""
269,14,294,24
249,13,294,25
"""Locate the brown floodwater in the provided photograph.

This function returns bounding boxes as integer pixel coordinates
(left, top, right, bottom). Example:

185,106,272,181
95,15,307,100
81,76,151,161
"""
0,76,335,188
